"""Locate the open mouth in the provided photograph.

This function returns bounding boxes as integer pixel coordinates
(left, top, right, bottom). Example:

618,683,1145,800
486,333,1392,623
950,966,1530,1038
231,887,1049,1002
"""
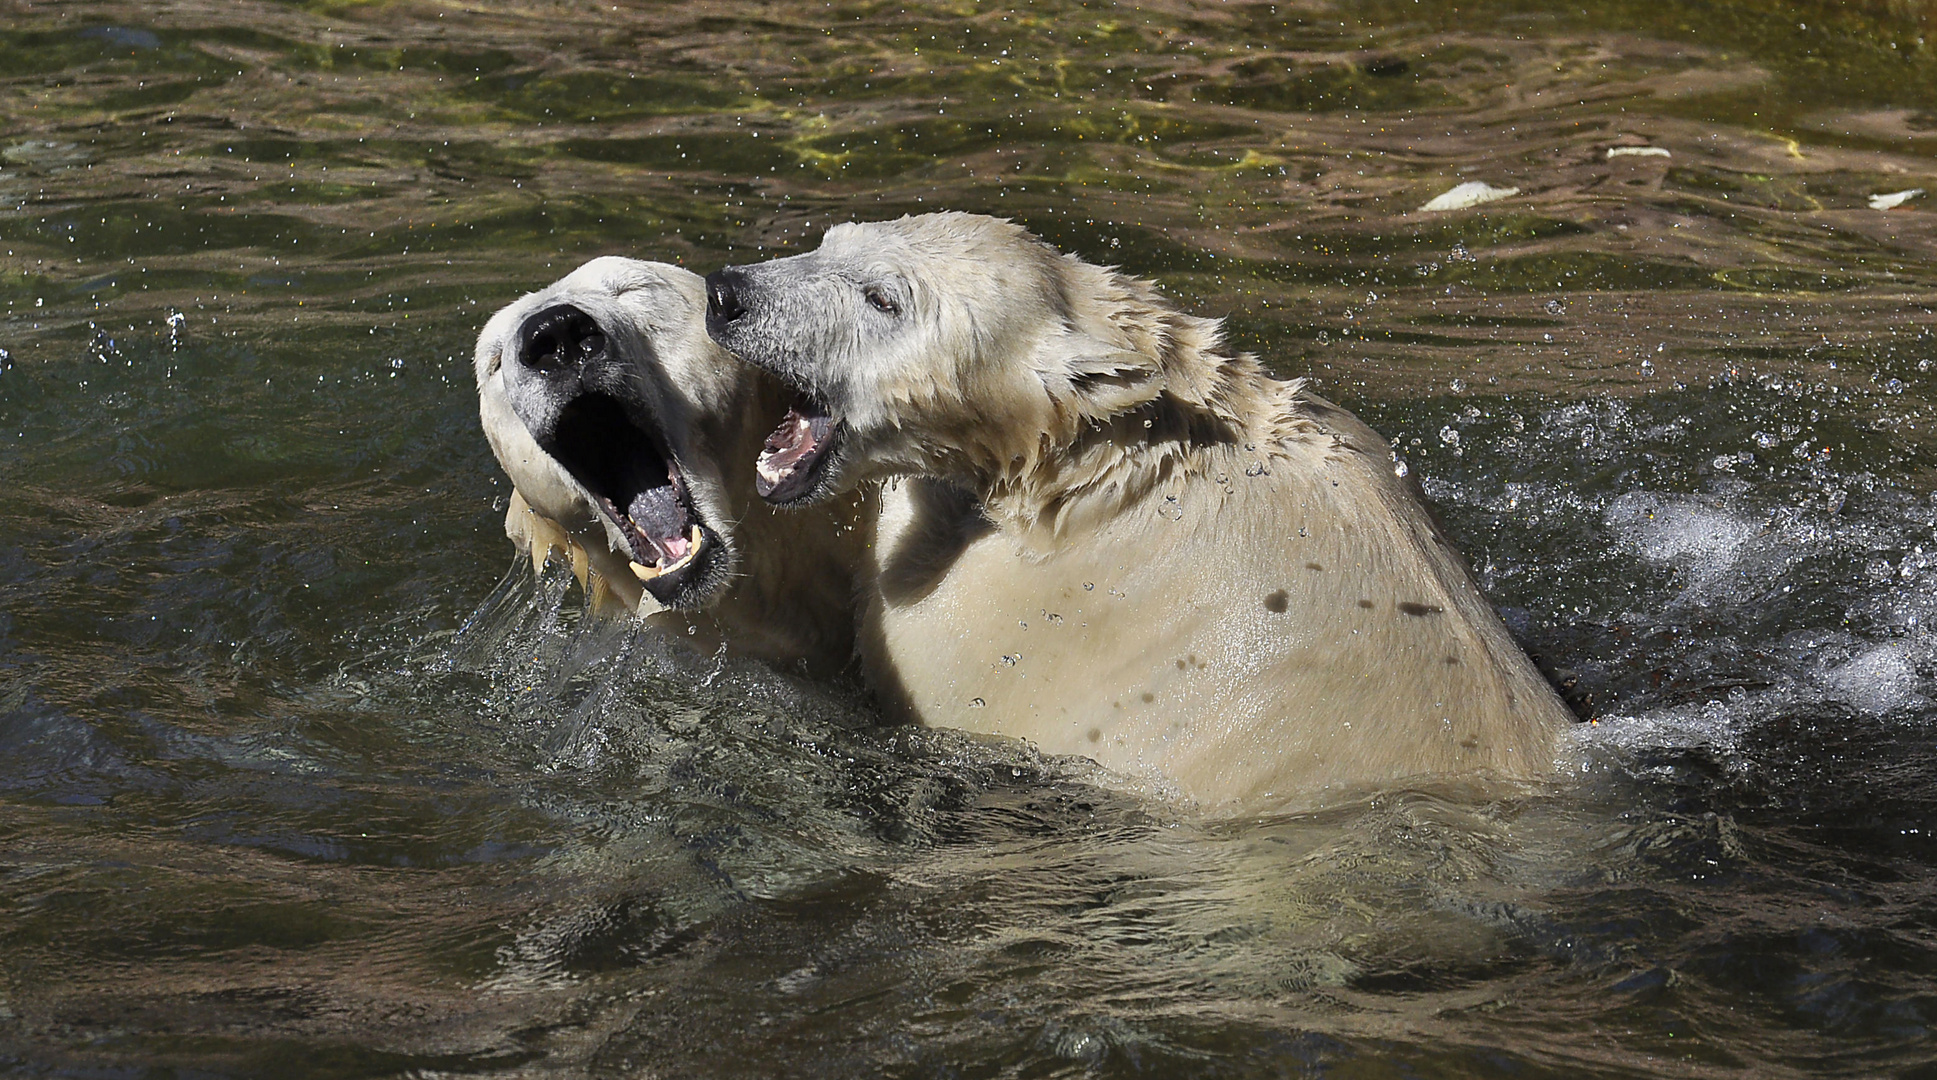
539,392,713,593
755,392,842,505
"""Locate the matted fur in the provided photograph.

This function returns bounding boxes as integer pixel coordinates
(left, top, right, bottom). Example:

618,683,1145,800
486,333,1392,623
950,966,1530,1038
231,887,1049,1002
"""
710,213,1573,809
475,257,867,675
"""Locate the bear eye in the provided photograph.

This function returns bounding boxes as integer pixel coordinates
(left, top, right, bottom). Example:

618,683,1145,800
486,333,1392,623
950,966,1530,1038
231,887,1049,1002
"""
863,286,900,316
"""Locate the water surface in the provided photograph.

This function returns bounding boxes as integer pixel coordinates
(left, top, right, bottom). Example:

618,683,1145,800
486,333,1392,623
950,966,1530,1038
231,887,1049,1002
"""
3,1,1937,1076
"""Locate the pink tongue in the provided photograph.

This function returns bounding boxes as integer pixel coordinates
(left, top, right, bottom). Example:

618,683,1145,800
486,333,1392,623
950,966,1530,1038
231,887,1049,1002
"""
756,406,834,500
626,486,690,564
760,408,820,470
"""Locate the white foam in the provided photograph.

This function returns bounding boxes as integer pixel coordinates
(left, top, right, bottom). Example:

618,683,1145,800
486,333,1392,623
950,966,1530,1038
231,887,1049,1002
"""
1604,491,1763,587
1820,642,1925,712
1565,698,1747,764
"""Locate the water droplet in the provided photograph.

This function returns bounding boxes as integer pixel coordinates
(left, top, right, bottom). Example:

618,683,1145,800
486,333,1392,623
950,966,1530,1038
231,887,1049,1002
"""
1449,378,1466,394
999,654,1020,667
1244,461,1268,477
1885,378,1906,394
1754,430,1779,449
1083,582,1094,590
1545,298,1567,315
1393,458,1409,478
1438,426,1461,448
970,697,986,707
1158,495,1184,520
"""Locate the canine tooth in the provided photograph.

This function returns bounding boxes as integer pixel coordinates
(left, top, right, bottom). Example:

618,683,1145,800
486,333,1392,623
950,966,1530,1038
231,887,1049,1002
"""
629,560,661,581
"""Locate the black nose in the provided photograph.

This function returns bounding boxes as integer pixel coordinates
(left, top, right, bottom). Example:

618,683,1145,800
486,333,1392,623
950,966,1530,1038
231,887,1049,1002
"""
516,304,606,372
705,268,747,327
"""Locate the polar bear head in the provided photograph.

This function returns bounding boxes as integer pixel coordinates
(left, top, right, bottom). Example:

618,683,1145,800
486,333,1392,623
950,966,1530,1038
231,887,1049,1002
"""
703,212,1222,508
475,256,767,611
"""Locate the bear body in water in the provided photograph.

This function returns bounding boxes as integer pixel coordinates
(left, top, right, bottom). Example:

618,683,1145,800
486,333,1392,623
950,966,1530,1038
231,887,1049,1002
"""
705,213,1572,809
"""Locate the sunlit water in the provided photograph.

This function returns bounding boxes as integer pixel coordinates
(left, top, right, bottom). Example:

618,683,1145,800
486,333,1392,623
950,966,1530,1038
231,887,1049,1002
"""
3,1,1937,1076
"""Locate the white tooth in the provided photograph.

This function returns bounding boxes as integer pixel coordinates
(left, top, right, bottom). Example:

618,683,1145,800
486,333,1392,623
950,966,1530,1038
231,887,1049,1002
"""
629,560,661,581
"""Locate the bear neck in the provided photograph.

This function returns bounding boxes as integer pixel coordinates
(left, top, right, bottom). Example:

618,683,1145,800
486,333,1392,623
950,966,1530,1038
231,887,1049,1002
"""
979,336,1296,541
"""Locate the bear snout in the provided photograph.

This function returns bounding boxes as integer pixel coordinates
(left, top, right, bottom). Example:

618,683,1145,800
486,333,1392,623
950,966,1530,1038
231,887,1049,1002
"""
516,303,607,374
704,267,750,330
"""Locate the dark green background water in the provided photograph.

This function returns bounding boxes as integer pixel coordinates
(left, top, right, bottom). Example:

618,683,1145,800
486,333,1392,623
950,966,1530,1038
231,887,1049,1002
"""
4,1,1937,1076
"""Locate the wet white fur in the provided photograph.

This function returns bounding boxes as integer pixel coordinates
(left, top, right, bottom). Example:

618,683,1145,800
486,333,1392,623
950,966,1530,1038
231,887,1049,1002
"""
793,214,1573,809
473,257,866,674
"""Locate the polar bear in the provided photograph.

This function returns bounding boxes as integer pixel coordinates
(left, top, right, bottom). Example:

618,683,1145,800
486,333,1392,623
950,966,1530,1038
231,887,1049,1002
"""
475,256,867,675
704,213,1573,808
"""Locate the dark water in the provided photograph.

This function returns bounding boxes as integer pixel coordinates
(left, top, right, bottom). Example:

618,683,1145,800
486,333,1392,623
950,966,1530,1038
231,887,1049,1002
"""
4,1,1937,1075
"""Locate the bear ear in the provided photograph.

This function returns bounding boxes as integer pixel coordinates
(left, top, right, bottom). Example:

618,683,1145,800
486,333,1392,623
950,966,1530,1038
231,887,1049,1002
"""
1058,343,1160,418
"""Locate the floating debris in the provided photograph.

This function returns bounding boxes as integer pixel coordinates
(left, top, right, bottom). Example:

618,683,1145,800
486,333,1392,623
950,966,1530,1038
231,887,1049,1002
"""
1869,188,1924,211
1420,181,1519,212
1607,146,1671,158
